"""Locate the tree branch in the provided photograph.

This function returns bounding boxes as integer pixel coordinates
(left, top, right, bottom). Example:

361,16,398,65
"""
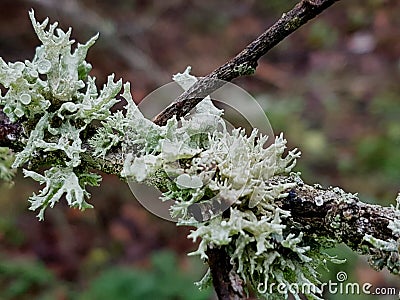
206,247,245,300
281,176,399,272
278,180,398,252
152,0,340,126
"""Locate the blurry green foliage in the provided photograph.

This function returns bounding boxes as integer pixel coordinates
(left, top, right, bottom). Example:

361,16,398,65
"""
356,135,400,178
0,218,25,247
307,20,338,49
260,82,400,198
0,258,56,300
346,7,372,31
337,90,400,187
260,94,336,182
0,251,212,300
80,251,212,300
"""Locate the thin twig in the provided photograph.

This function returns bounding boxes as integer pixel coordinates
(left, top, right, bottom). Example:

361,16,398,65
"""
152,0,340,126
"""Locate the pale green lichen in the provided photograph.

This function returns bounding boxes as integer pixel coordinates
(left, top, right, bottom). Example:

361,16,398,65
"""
359,193,400,275
23,167,99,220
363,234,400,275
0,147,16,182
284,16,302,31
90,82,161,159
388,216,400,237
233,63,256,76
0,11,122,219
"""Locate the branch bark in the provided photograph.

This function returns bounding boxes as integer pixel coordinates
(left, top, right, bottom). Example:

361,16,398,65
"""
278,180,398,250
206,247,245,300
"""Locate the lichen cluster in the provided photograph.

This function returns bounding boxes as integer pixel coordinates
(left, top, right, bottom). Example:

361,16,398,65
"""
363,193,400,275
0,147,16,182
96,68,330,299
0,11,123,219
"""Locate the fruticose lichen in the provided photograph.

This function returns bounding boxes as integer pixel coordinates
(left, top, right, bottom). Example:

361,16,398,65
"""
233,63,256,76
389,193,400,236
0,11,121,219
362,193,400,275
0,147,15,182
94,67,335,299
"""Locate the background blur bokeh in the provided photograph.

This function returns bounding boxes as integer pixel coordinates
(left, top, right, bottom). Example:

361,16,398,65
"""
0,0,399,299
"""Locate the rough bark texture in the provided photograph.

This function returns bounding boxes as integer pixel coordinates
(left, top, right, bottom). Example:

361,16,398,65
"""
279,181,397,248
206,247,245,300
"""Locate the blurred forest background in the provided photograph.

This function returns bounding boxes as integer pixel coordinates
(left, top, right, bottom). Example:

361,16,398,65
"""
0,0,399,299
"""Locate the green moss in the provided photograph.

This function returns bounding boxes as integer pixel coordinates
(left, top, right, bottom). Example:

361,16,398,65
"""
233,63,256,76
284,16,302,31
